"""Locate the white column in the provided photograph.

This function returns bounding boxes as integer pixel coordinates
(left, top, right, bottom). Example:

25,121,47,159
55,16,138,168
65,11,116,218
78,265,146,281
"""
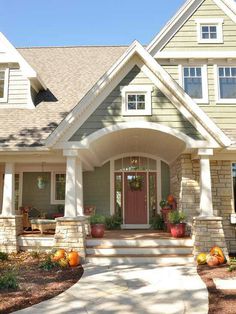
2,162,15,216
198,149,214,217
64,151,78,217
76,157,83,216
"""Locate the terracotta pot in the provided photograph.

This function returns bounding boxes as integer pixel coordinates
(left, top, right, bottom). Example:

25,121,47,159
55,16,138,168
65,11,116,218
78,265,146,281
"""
166,222,172,233
91,224,105,238
170,223,186,238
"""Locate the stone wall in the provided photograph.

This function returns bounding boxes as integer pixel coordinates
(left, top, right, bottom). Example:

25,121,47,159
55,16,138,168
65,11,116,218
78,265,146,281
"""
210,160,236,252
54,217,86,262
0,215,23,253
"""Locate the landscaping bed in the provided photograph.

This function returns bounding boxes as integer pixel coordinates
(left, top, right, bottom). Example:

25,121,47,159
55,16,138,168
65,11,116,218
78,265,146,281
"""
198,264,236,314
0,251,84,314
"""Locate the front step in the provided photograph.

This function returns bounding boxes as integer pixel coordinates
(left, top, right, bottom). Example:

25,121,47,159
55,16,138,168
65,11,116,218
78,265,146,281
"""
86,238,194,265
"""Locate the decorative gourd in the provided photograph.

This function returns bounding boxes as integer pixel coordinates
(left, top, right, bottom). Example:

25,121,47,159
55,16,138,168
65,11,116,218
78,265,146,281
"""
68,251,80,267
197,253,207,265
53,249,66,261
167,194,175,204
58,258,69,268
210,246,224,258
216,255,225,265
207,254,219,267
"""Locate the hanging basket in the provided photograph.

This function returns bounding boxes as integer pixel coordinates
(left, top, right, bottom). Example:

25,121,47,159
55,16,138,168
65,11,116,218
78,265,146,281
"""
129,176,143,191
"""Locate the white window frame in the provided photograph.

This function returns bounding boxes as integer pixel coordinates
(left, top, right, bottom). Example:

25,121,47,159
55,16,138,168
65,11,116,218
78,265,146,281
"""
50,172,66,205
0,68,9,103
120,85,153,116
215,65,236,104
179,64,209,104
195,18,224,44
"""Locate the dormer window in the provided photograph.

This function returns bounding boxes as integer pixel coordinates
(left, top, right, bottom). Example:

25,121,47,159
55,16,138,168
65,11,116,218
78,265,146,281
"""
0,69,9,102
120,85,153,116
196,19,223,44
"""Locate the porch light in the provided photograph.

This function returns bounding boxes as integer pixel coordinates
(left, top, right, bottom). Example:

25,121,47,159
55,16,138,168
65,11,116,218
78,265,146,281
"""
37,176,46,190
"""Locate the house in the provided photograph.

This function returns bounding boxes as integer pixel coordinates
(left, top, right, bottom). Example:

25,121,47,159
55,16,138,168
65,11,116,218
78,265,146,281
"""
0,0,236,261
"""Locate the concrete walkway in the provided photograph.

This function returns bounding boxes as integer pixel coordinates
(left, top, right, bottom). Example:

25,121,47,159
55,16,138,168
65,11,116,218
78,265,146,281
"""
14,264,208,314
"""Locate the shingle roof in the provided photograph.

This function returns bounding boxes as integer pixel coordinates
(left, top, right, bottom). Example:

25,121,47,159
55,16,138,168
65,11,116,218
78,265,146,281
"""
0,46,127,149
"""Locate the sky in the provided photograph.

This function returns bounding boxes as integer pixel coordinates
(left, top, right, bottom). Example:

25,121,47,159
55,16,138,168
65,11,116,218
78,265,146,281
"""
0,0,186,47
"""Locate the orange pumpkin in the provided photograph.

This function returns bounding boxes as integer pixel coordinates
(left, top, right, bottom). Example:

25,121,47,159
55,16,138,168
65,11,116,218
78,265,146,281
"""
210,246,224,258
68,251,80,267
207,255,219,267
215,255,225,265
167,194,175,204
53,249,66,261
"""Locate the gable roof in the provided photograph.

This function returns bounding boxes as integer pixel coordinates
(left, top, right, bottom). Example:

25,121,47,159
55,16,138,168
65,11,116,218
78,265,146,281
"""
46,40,231,149
147,0,236,56
0,45,127,149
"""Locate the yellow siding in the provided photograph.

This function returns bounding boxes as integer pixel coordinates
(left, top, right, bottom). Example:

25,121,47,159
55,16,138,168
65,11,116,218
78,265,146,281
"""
162,0,236,51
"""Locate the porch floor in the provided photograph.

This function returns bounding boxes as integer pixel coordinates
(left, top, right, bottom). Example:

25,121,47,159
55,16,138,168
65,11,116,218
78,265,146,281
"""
86,230,191,240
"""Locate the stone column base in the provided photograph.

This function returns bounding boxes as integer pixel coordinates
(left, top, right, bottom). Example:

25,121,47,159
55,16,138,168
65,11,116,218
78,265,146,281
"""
192,216,229,260
54,216,87,262
0,215,23,253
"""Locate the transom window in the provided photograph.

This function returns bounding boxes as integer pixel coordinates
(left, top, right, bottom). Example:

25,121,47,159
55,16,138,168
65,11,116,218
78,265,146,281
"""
218,67,236,100
120,85,153,116
0,69,9,102
51,173,66,204
201,25,217,40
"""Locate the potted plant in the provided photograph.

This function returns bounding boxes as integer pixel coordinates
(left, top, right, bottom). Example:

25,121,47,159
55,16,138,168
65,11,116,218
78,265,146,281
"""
168,211,186,238
89,214,106,238
159,199,172,232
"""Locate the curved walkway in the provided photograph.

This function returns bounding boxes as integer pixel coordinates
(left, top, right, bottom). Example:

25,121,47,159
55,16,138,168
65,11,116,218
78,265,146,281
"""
14,264,208,314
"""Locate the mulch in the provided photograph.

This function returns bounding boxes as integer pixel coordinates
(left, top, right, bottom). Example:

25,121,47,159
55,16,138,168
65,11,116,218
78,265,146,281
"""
198,264,236,314
0,252,84,314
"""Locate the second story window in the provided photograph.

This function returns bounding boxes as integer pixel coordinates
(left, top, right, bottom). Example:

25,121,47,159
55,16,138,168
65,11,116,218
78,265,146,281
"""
196,19,223,44
0,69,9,102
218,67,236,100
181,66,208,103
120,85,153,116
201,25,217,40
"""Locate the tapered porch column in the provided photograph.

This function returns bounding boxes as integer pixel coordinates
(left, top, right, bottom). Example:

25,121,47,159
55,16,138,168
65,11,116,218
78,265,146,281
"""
76,158,83,216
2,162,15,216
198,149,213,217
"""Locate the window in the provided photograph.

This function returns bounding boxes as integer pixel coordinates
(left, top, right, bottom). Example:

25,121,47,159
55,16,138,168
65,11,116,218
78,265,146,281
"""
0,69,9,102
51,173,66,204
196,19,223,43
180,65,208,103
120,85,153,116
218,67,236,101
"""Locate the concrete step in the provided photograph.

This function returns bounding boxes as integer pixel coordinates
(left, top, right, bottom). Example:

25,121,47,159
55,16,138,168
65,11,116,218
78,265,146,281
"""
86,246,193,256
18,235,54,252
86,254,194,266
86,238,193,248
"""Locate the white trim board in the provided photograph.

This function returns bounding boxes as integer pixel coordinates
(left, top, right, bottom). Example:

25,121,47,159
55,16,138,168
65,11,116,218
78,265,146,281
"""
46,41,231,150
121,224,151,230
147,0,236,56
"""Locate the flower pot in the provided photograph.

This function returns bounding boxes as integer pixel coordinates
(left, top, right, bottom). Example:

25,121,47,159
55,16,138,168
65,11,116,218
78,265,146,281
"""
166,222,172,233
170,223,186,238
91,224,105,238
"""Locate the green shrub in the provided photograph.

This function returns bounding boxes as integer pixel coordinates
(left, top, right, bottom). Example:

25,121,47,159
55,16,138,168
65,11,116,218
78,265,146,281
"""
150,214,164,230
168,211,186,224
0,252,8,261
105,214,122,230
39,256,59,271
89,214,106,225
0,270,18,290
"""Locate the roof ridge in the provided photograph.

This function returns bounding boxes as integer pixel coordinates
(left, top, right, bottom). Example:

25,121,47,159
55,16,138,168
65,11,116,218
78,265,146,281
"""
17,45,129,50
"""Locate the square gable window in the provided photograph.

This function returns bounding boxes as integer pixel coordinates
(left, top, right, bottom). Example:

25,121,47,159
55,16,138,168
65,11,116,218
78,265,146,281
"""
196,19,223,44
120,85,153,116
0,69,9,102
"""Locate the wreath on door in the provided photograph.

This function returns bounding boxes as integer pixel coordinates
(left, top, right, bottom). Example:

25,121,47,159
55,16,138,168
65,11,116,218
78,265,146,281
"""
129,176,143,191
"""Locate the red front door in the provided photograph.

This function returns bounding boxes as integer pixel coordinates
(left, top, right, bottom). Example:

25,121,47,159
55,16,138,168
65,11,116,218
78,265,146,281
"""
124,172,147,224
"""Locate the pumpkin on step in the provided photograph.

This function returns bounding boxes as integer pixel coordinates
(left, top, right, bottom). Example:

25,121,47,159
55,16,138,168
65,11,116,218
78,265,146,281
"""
167,194,175,204
207,254,219,267
68,251,80,267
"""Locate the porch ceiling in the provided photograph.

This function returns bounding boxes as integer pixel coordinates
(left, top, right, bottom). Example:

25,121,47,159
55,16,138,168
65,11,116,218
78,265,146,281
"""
80,128,186,166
